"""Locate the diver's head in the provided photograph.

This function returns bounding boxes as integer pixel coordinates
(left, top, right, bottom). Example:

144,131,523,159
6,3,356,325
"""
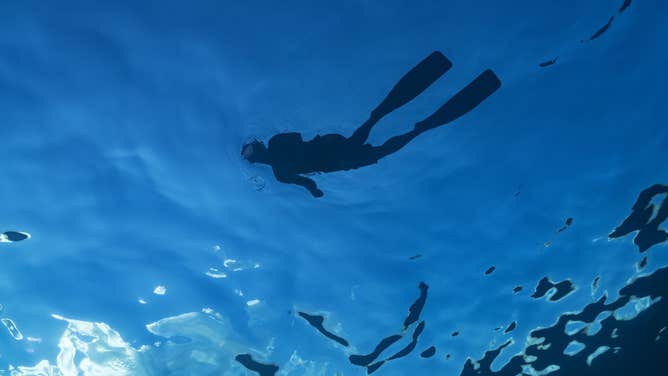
241,139,268,164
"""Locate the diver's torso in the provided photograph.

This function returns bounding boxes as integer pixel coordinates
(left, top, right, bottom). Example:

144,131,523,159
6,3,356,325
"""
268,133,378,174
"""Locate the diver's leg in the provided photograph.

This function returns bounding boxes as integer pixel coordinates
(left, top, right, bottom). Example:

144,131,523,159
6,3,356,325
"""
374,129,420,159
349,118,378,145
349,51,452,145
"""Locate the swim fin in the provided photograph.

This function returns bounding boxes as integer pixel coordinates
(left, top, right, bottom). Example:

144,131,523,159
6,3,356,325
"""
415,69,501,132
370,51,452,121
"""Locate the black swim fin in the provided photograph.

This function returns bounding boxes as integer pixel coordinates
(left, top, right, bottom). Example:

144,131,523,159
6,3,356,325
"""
415,69,501,132
370,51,452,121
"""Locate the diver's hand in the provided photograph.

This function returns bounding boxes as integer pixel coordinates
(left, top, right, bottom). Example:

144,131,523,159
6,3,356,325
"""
272,168,323,198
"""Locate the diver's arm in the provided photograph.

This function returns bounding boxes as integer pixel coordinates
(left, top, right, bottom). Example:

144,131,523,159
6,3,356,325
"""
268,132,303,149
273,169,323,198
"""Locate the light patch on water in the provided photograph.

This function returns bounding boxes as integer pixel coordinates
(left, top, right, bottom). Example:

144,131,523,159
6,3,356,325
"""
221,258,260,272
1,318,24,340
246,299,260,307
212,245,221,252
145,311,258,373
11,311,265,375
153,286,167,295
205,267,227,279
8,360,58,376
200,307,225,321
648,193,667,223
563,340,586,356
15,314,149,375
521,364,560,375
525,336,545,347
586,346,610,366
350,285,360,300
565,320,587,335
537,343,551,351
281,351,330,375
656,326,667,342
26,337,42,343
587,312,611,336
613,296,659,321
138,298,147,304
223,259,237,268
234,289,244,297
523,355,537,362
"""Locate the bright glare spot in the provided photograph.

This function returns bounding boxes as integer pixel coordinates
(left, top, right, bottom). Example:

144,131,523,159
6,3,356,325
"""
223,259,237,268
153,286,167,295
205,268,227,279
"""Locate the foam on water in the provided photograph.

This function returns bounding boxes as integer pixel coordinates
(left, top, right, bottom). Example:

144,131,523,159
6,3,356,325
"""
8,310,304,376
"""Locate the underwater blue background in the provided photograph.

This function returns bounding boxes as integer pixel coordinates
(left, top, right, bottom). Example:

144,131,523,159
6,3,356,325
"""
1,0,668,375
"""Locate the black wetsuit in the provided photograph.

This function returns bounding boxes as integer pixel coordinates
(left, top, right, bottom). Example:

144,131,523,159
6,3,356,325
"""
267,126,413,197
269,133,379,175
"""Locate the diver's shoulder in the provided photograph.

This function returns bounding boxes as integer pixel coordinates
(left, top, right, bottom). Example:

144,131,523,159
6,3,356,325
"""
269,132,303,147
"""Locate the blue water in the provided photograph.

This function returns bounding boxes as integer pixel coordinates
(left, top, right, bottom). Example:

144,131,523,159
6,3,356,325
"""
2,0,668,375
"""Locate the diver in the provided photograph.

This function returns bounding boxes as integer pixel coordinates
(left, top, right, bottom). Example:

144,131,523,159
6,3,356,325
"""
242,51,501,197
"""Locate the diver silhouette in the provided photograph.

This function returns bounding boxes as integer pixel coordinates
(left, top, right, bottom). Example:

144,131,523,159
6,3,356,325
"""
242,51,501,197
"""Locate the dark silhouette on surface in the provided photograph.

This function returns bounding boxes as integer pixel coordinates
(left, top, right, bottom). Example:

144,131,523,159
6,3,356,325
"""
242,51,501,197
609,184,668,252
504,321,517,334
589,16,615,40
557,217,573,233
295,282,432,373
234,354,278,376
543,3,634,69
619,0,632,13
297,311,349,347
638,256,648,270
346,282,431,374
1,231,29,242
368,320,427,374
531,277,576,302
461,263,668,376
485,266,496,275
420,345,436,358
349,334,403,366
539,57,558,68
388,321,425,362
592,276,601,293
403,281,428,330
235,182,668,376
513,285,523,294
